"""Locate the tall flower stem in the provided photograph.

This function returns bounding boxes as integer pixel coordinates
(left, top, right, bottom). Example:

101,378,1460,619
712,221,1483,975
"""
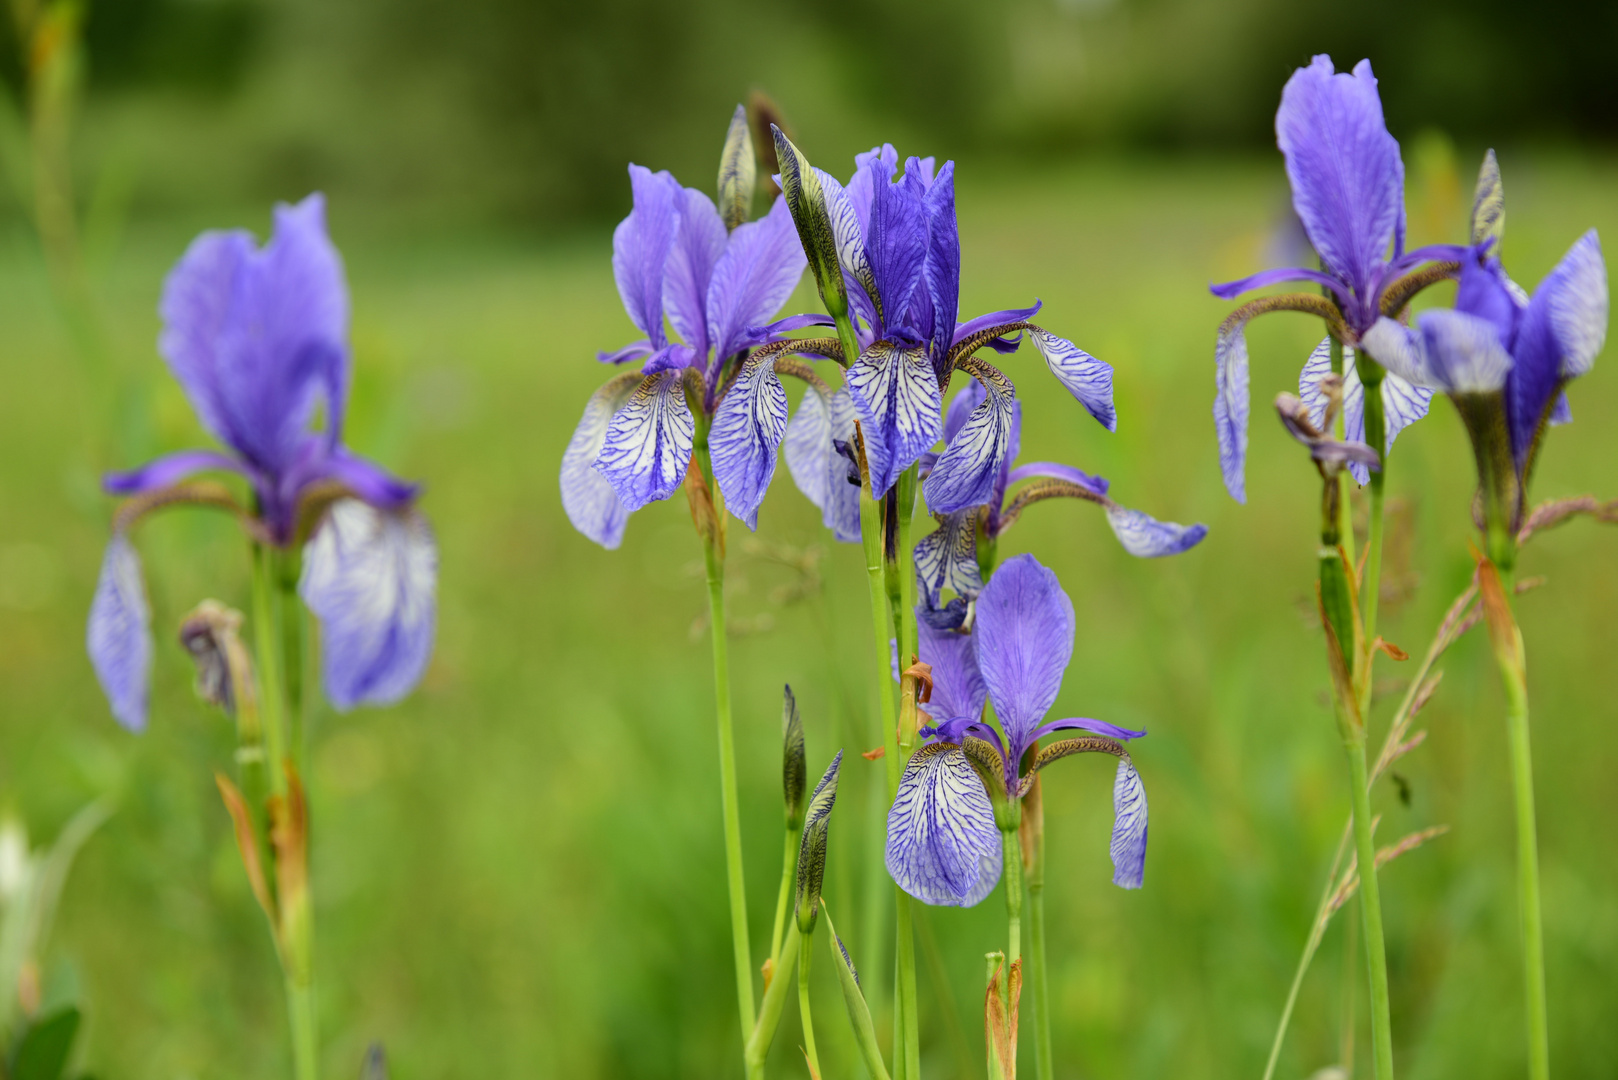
1357,354,1389,652
745,922,801,1080
1000,828,1024,973
770,830,796,964
697,471,757,1041
1342,731,1394,1080
1023,779,1053,1080
799,930,822,1078
251,545,289,798
1483,567,1549,1080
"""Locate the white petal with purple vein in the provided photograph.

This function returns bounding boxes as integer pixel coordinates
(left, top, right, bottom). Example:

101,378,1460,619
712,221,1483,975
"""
784,384,860,543
923,364,1014,514
1110,756,1149,889
87,534,152,732
561,372,640,549
1028,328,1114,431
710,352,790,530
1213,316,1251,502
594,371,696,512
885,744,1003,907
846,342,942,498
1104,505,1208,558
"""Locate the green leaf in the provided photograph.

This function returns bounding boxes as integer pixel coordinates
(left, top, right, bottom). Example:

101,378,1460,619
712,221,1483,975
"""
717,105,755,232
12,1006,80,1080
793,750,843,935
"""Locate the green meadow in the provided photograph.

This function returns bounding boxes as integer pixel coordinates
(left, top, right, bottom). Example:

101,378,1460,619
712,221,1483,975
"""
2,153,1615,1078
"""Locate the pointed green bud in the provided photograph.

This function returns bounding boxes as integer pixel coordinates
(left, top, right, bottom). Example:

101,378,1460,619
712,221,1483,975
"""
819,901,892,1080
1471,149,1505,250
772,125,848,322
783,684,807,832
793,750,843,936
718,104,756,233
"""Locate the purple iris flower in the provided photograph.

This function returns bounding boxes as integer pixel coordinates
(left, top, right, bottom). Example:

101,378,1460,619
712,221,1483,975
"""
914,381,1206,626
885,554,1149,906
87,195,438,731
1210,55,1472,502
561,162,809,544
1361,233,1607,532
771,145,1114,505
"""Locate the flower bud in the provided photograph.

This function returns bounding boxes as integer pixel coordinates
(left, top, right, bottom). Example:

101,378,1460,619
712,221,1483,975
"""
794,750,843,936
1471,148,1504,250
782,685,807,832
717,104,756,233
772,126,848,323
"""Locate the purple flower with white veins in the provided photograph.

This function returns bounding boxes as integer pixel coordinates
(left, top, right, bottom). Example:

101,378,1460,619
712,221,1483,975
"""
86,195,438,731
914,381,1206,626
767,142,1115,506
885,554,1149,906
1210,55,1473,502
562,131,812,544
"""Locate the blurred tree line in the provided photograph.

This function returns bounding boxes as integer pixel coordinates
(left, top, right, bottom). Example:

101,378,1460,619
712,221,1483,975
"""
2,0,1614,225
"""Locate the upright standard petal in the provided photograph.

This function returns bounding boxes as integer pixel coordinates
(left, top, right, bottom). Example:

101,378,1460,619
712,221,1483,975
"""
866,170,928,335
705,196,809,364
1275,56,1403,303
594,371,697,512
784,384,861,543
662,187,726,358
1110,756,1149,889
158,194,349,475
914,510,983,614
971,553,1074,748
916,616,987,725
923,363,1014,514
884,743,1002,907
846,342,944,498
561,372,642,548
612,166,680,348
710,352,789,530
87,534,152,732
300,499,437,711
1104,505,1209,558
1508,231,1607,460
1028,329,1114,431
922,163,961,375
1212,312,1252,502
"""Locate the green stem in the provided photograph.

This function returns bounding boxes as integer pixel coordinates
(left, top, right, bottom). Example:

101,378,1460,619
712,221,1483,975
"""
278,556,307,767
1027,842,1052,1080
1001,828,1024,977
1344,735,1394,1080
1328,337,1357,573
1491,593,1549,1080
1359,371,1388,653
771,829,796,964
250,545,289,797
893,887,920,1080
1260,826,1354,1080
800,930,822,1078
703,533,757,1041
286,975,318,1080
746,922,801,1080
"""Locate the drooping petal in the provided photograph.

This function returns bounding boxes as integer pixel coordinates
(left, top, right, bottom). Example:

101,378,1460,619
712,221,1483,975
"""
710,352,789,530
916,615,987,724
299,499,437,711
924,362,1014,514
1027,329,1115,432
87,534,152,732
593,370,697,512
1508,230,1607,461
972,553,1074,753
663,187,727,358
783,384,861,543
943,377,985,445
1104,504,1209,558
1299,337,1432,484
612,165,680,349
561,372,642,549
1362,314,1514,396
1213,312,1253,502
103,449,248,497
884,743,1003,907
914,510,983,611
158,194,349,476
1275,56,1404,302
846,342,944,498
706,196,809,365
1110,757,1149,889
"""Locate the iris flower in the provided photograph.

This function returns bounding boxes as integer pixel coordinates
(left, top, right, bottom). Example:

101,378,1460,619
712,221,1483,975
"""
87,195,438,730
885,554,1149,906
770,144,1115,512
914,382,1206,626
1361,232,1607,544
1211,55,1472,501
560,158,809,544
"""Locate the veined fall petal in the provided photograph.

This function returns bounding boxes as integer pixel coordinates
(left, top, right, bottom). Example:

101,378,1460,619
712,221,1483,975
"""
561,371,642,549
924,362,1015,514
1104,505,1209,558
845,341,943,498
914,510,982,615
1110,756,1149,889
885,743,1002,907
1213,311,1252,503
299,499,437,711
1299,338,1433,484
710,351,790,530
1027,329,1115,432
594,370,697,512
783,383,861,543
87,534,152,732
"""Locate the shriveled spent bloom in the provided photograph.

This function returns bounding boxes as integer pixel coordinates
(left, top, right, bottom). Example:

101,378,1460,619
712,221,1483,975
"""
1210,55,1472,501
1361,231,1607,553
886,554,1148,906
915,381,1206,627
86,195,438,730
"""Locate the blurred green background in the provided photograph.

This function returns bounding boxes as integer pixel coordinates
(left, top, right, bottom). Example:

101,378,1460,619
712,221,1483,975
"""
1,1,1615,1077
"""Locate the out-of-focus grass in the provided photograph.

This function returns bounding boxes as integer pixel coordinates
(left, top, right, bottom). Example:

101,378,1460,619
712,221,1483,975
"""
0,154,1614,1079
